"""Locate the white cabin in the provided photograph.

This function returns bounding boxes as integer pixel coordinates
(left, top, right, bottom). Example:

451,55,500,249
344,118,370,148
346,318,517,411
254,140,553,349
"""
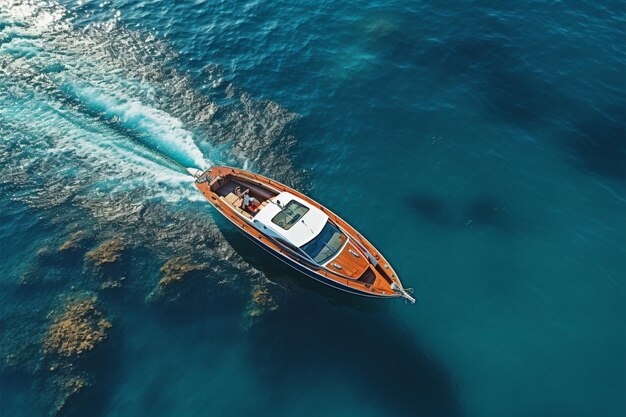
253,192,328,247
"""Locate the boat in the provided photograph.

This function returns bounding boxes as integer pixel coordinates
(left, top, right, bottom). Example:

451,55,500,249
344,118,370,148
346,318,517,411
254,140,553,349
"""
186,166,415,303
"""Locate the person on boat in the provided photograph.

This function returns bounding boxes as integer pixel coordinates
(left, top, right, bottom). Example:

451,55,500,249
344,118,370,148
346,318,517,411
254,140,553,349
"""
236,187,261,212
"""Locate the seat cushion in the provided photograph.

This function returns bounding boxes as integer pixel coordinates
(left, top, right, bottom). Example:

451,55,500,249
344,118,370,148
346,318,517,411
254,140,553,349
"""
224,193,242,208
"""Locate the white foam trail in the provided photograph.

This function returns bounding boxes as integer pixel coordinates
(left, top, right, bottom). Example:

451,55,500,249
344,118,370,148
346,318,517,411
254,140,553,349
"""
65,83,207,169
0,90,203,205
0,3,215,211
1,0,214,173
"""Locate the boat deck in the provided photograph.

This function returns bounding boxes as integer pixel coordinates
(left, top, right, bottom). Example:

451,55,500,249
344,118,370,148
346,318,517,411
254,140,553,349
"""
214,176,276,219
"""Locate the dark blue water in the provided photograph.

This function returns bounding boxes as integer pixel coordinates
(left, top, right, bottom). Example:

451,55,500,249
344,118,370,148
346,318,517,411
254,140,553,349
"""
1,1,624,416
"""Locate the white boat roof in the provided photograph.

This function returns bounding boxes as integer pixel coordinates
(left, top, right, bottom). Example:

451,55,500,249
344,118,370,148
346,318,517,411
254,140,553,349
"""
254,192,328,247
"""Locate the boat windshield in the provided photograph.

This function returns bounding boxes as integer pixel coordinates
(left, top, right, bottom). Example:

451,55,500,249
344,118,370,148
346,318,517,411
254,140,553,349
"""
300,221,346,264
271,200,310,230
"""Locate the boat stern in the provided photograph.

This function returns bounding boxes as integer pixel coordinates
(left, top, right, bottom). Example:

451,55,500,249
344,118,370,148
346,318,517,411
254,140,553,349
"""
186,167,205,179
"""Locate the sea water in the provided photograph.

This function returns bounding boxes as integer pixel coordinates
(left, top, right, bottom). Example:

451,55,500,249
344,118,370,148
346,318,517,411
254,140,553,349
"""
0,1,624,416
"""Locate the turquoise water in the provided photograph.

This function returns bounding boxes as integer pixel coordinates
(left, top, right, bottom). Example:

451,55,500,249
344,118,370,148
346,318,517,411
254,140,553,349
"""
0,1,624,416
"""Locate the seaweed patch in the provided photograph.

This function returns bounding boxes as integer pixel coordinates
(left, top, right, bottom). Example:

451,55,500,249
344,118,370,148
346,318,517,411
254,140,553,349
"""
147,256,209,302
85,237,125,267
246,285,278,319
43,294,112,357
59,231,89,252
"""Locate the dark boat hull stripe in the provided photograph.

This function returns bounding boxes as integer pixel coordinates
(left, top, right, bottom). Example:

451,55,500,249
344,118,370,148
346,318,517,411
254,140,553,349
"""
234,226,393,299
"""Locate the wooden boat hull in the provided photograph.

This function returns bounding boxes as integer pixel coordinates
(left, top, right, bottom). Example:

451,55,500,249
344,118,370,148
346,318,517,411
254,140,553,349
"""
191,166,414,302
233,219,393,298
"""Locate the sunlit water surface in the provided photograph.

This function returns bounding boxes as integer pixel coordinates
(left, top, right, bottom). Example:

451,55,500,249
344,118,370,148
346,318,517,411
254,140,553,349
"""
0,1,624,416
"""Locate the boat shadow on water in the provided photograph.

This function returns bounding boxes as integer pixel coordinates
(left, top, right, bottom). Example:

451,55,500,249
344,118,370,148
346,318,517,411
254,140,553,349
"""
219,220,462,417
246,295,461,417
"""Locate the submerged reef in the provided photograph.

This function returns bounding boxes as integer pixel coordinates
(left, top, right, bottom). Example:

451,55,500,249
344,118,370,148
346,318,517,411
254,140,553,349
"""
17,268,45,286
17,229,92,287
85,237,125,267
40,293,112,415
159,256,209,286
82,236,130,292
99,279,123,290
247,285,278,319
45,367,92,416
147,256,209,302
59,230,89,252
18,247,68,286
43,294,112,357
37,246,55,259
0,292,117,416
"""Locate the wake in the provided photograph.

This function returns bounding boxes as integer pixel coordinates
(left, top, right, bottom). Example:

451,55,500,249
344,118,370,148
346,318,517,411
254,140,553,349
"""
0,0,214,206
64,83,207,170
